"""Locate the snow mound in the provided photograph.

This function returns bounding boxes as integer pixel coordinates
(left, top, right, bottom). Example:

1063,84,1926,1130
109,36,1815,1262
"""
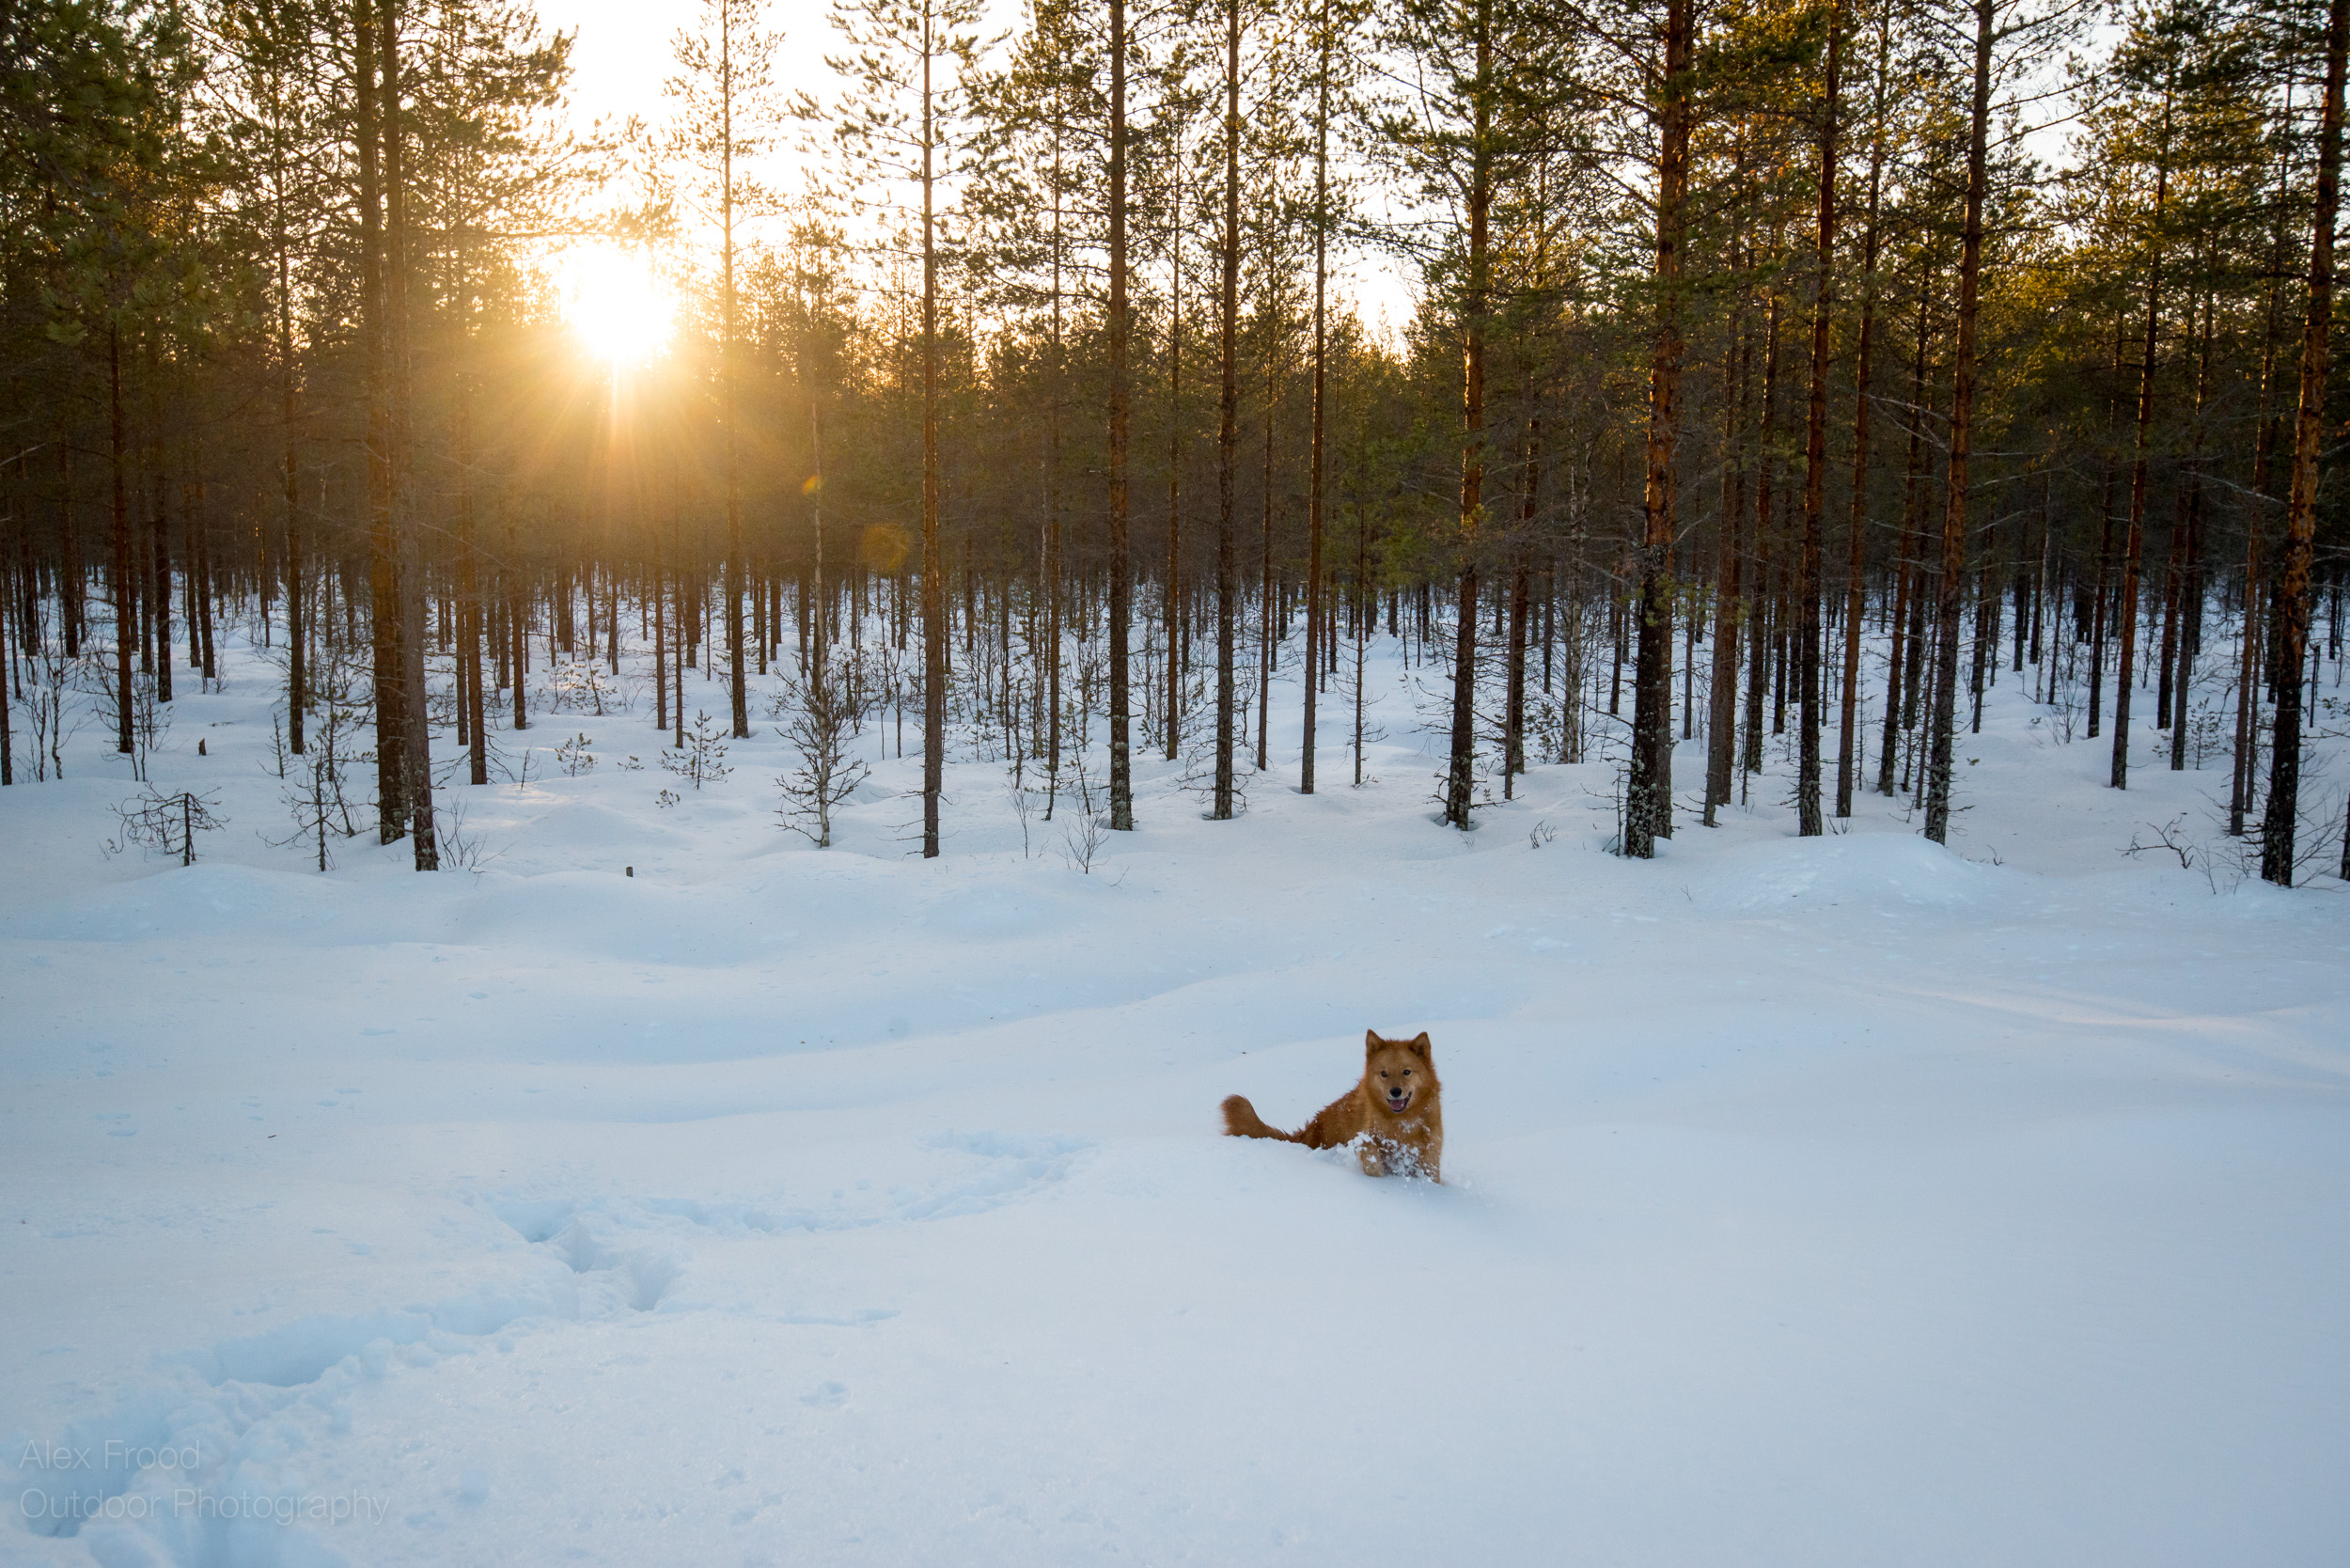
917,878,1098,940
447,871,786,965
12,863,358,946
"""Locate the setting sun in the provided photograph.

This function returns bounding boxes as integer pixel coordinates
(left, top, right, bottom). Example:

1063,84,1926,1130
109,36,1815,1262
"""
556,243,670,367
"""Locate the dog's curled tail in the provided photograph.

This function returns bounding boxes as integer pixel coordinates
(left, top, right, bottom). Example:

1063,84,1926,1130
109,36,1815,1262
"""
1221,1094,1294,1141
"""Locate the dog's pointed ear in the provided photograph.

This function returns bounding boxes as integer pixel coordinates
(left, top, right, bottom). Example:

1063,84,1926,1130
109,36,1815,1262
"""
1365,1029,1383,1054
1407,1032,1432,1057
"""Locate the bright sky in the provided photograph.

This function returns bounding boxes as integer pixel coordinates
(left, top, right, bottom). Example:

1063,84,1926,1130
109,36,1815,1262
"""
534,0,2108,365
546,0,838,145
534,0,1418,339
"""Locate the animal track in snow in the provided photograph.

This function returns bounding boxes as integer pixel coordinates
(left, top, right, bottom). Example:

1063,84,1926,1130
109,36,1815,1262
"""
494,1128,1093,1247
19,1131,1089,1550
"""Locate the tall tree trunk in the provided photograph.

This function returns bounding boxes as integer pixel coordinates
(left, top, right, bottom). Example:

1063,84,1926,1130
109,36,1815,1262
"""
654,525,667,733
1705,242,1747,822
2239,72,2294,828
2168,272,2215,770
2232,547,2264,831
2233,141,2292,834
1924,0,1991,845
151,489,171,705
359,0,405,840
1626,0,1693,856
1045,135,1063,813
385,0,435,868
2263,0,2347,883
111,329,133,755
1838,10,1888,817
1743,281,1780,783
1505,419,1535,795
278,164,305,755
1257,263,1277,776
1444,0,1494,831
722,0,747,739
2156,504,2184,731
1214,0,1241,821
1354,498,1369,784
1797,0,1843,836
2112,75,2173,792
1108,0,1134,829
1302,9,1328,794
194,482,214,680
1968,495,1996,731
517,546,534,732
920,0,945,857
458,256,488,788
181,484,198,676
57,441,82,659
1166,127,1184,764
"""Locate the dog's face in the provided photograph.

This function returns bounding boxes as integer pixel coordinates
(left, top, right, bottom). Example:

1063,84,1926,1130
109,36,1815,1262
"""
1365,1031,1434,1115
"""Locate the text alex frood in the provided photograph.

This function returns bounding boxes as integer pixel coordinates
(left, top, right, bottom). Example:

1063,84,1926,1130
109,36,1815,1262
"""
20,1442,202,1473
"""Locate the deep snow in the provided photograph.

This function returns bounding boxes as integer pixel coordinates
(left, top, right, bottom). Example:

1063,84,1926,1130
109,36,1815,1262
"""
4,621,2346,1567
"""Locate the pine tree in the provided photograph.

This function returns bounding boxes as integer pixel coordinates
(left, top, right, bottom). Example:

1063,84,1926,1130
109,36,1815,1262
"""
668,0,783,743
827,0,982,857
1796,0,1844,837
2263,0,2347,883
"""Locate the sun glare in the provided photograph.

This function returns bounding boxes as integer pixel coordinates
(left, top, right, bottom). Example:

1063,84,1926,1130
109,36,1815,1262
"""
558,243,671,368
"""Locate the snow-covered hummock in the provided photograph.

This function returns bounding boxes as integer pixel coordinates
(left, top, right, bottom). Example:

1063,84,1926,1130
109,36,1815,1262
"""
3,630,2346,1568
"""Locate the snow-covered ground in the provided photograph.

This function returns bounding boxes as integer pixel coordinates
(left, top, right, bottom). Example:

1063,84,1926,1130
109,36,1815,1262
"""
4,622,2346,1568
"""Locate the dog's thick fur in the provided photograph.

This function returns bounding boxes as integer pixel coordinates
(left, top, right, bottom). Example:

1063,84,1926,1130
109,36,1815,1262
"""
1221,1030,1442,1182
